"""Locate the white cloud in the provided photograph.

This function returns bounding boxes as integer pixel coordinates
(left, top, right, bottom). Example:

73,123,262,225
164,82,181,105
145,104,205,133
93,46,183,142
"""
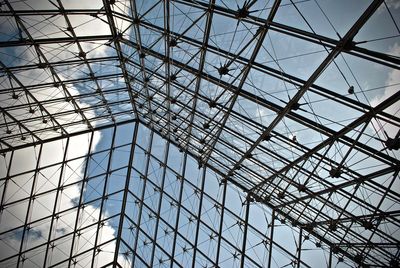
370,43,400,139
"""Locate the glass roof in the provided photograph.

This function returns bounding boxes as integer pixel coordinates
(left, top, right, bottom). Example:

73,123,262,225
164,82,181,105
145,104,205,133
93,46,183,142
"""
0,0,399,267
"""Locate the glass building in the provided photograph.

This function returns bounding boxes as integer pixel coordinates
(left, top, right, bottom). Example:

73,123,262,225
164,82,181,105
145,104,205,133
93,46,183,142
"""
0,0,399,267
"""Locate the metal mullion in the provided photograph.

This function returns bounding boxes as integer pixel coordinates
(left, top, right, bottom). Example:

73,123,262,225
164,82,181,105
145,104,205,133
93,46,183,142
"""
0,9,107,16
131,129,154,266
68,131,94,267
3,72,123,93
0,35,113,47
296,228,303,268
183,0,215,157
0,189,125,239
0,150,14,216
119,229,182,268
191,166,207,267
169,152,188,268
215,179,227,265
136,16,400,127
225,0,384,192
175,0,399,68
124,181,220,268
148,140,171,267
123,190,215,267
133,164,266,268
2,99,131,127
90,125,117,268
267,209,275,268
0,213,120,265
252,89,400,195
0,119,137,154
240,194,251,268
49,238,117,268
122,39,400,167
1,86,126,112
16,144,43,268
126,0,153,119
56,0,117,124
132,148,310,267
113,122,139,265
43,136,70,267
4,56,118,73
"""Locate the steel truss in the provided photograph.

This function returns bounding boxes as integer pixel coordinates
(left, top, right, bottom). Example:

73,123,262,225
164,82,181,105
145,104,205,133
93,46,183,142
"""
0,0,399,267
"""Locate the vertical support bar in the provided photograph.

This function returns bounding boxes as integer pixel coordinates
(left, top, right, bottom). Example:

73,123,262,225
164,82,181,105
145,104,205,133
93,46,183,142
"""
149,139,171,267
68,131,94,266
90,126,117,268
43,137,70,267
215,179,228,266
240,195,251,268
169,152,188,268
328,248,333,268
131,130,154,266
113,122,139,265
297,228,303,268
0,150,14,216
16,144,43,268
267,209,275,268
191,166,207,267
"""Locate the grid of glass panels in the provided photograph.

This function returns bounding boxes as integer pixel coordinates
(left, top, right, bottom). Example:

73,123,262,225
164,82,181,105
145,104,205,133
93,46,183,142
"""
0,0,399,267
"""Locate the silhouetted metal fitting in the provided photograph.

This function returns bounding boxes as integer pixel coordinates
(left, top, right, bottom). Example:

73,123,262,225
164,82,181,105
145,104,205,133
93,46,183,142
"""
12,93,19,99
6,129,12,134
109,0,116,5
171,115,177,120
208,100,217,108
67,26,73,32
37,62,47,69
132,17,141,24
245,152,253,159
385,137,400,151
298,184,307,192
139,52,146,58
390,259,399,268
315,242,321,248
354,254,363,264
329,220,337,231
329,167,342,178
217,65,229,76
246,194,255,202
331,245,339,254
291,102,300,110
78,51,86,58
236,6,250,19
362,221,374,230
277,191,285,199
169,38,178,47
29,108,35,113
169,74,177,81
348,85,354,94
170,98,177,104
203,122,210,129
199,138,206,144
263,134,271,141
144,77,150,83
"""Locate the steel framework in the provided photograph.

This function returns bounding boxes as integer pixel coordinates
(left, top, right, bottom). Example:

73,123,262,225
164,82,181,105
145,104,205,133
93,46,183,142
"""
0,0,399,267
